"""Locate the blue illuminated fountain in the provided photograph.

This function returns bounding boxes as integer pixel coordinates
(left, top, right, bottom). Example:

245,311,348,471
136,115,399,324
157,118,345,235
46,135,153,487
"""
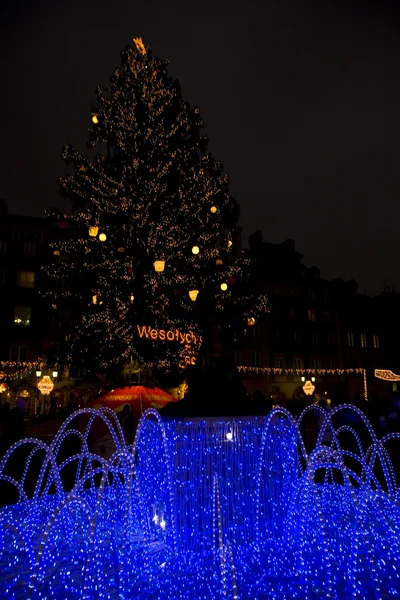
0,404,399,599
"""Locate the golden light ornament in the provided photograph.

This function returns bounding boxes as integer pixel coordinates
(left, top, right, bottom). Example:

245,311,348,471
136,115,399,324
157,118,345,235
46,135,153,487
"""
247,317,256,326
19,389,30,398
92,114,99,124
303,380,315,396
92,295,97,305
88,226,99,237
37,376,54,396
117,247,125,253
99,233,107,242
154,260,165,273
130,294,135,301
210,205,217,214
189,289,199,301
216,258,223,266
227,240,233,247
0,383,7,393
133,37,147,55
191,245,200,255
53,250,60,256
220,283,228,291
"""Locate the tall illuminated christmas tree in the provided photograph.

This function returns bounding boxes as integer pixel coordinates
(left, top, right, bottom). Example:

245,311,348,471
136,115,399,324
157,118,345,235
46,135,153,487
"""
47,38,266,377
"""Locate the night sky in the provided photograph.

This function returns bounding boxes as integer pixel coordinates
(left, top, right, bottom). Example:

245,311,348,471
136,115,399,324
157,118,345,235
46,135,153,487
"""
1,0,400,295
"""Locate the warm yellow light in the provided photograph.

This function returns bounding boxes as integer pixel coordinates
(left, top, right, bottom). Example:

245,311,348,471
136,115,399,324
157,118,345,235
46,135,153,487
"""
133,37,147,55
247,317,256,326
37,376,54,395
220,283,228,291
154,260,165,272
191,245,200,255
88,226,98,237
117,247,125,253
130,294,134,301
210,205,217,214
189,289,199,301
92,114,99,124
52,371,58,378
227,240,233,247
92,295,97,305
99,233,107,242
216,258,223,266
53,250,60,256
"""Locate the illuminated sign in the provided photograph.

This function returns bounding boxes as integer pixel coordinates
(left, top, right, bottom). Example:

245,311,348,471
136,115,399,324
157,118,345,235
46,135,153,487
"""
374,369,400,381
136,325,202,369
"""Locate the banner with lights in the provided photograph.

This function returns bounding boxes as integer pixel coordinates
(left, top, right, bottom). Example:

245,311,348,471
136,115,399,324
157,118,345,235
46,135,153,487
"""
374,369,400,381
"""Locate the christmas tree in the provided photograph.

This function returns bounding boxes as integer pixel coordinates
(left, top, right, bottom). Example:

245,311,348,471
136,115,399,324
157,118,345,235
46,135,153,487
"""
46,38,266,377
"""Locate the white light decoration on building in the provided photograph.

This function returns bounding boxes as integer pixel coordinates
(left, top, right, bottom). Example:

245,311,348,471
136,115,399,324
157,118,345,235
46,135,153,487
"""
37,376,54,396
302,380,315,396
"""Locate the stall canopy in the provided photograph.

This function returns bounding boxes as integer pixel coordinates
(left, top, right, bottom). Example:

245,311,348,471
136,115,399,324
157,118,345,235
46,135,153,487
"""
86,385,177,417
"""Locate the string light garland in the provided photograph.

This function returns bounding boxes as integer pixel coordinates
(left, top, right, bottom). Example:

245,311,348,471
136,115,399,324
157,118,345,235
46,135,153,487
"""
0,405,398,598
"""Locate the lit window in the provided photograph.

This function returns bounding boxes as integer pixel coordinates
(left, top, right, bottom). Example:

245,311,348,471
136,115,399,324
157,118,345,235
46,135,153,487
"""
293,357,303,369
252,351,261,368
308,309,316,322
274,356,286,369
14,306,31,326
23,243,36,257
348,333,354,347
17,271,35,288
311,332,319,345
308,290,315,300
328,333,335,345
373,335,379,349
361,334,367,348
9,346,28,362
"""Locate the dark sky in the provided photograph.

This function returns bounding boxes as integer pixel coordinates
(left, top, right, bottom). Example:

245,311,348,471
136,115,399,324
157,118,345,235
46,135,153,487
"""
1,0,400,295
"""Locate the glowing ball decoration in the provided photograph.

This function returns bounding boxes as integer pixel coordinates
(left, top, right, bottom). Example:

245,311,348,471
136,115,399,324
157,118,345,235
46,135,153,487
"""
92,114,99,124
210,205,217,214
216,258,223,266
153,260,165,273
220,282,228,291
98,232,107,242
53,250,60,256
37,376,54,396
247,317,256,326
303,380,315,396
191,245,200,255
88,226,99,237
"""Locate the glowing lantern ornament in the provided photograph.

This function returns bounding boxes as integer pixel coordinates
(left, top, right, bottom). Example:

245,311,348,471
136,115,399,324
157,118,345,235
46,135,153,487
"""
303,380,315,396
92,114,99,124
247,317,256,326
99,233,107,242
130,294,134,301
117,247,125,253
216,259,223,266
220,283,228,291
189,289,199,301
227,240,233,248
88,226,98,237
0,383,7,393
37,376,54,396
191,246,200,255
154,260,165,273
92,295,97,305
210,205,217,214
53,250,60,256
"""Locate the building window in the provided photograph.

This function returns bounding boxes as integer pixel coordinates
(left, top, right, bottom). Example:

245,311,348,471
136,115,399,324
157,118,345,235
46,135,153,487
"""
308,290,315,300
23,242,36,257
294,331,301,344
273,286,280,296
293,357,303,369
234,351,241,366
252,324,260,339
324,291,330,302
274,356,286,369
329,359,336,369
17,271,35,288
348,333,354,347
308,309,316,322
252,351,261,368
0,240,7,254
361,334,367,348
0,268,5,286
310,358,321,369
311,332,319,345
323,310,331,323
12,231,22,242
373,335,379,349
328,333,335,345
10,346,28,362
289,308,295,318
14,306,31,326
